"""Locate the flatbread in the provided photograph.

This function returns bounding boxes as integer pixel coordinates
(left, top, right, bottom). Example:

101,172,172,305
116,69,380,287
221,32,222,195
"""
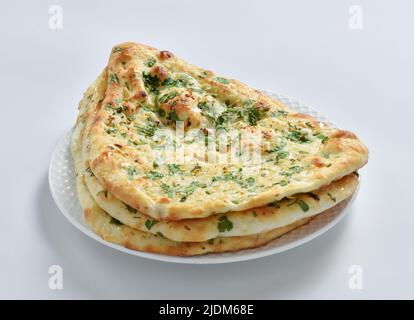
86,168,357,242
73,66,359,243
77,174,315,256
87,42,368,221
72,82,318,256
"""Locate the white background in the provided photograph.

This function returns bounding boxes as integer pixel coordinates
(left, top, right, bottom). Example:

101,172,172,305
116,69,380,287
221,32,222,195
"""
1,0,413,299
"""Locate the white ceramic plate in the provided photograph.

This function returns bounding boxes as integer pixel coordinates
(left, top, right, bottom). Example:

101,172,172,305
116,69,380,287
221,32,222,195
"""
49,92,358,264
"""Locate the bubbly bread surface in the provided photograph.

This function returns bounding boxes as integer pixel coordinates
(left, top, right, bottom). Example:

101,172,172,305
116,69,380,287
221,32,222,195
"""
86,42,368,221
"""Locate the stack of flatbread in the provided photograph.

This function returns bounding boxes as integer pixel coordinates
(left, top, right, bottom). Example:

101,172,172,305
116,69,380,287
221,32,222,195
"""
72,42,368,256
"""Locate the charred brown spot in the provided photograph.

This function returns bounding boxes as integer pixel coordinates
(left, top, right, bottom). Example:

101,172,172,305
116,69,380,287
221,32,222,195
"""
312,157,325,167
134,90,147,99
151,65,168,81
159,197,171,204
255,101,270,112
262,130,272,139
159,50,173,60
331,130,357,139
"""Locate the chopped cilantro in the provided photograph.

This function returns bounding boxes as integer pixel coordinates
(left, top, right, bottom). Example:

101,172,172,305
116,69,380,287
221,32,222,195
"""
167,110,179,122
277,150,289,159
272,109,288,117
179,181,202,202
308,193,320,201
125,203,137,214
215,77,230,84
273,180,288,187
142,72,160,93
127,166,138,180
85,167,94,177
168,164,182,175
144,57,156,67
287,130,309,143
158,91,179,104
198,71,209,79
280,165,302,177
246,177,255,186
146,171,164,180
316,133,329,143
160,183,174,198
243,106,266,126
288,199,310,212
270,200,281,208
322,152,330,159
217,215,233,232
109,217,123,226
145,219,159,230
137,121,157,137
156,107,166,117
109,73,120,85
327,192,337,202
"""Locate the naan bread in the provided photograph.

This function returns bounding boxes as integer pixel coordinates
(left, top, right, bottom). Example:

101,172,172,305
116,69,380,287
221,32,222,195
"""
72,86,318,256
87,42,368,221
73,65,358,243
77,174,316,256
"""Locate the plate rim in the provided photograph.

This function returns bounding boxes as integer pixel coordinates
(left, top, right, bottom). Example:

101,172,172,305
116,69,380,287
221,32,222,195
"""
48,92,356,264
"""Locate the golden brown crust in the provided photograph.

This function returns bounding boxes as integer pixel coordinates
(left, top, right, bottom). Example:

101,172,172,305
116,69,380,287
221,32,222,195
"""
77,174,316,256
84,42,368,222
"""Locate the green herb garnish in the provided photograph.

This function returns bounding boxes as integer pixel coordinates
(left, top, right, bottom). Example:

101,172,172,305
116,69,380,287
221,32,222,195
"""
158,91,179,104
142,72,160,93
127,166,138,180
167,110,179,122
137,121,157,137
215,77,230,84
110,73,120,85
316,133,329,143
270,200,281,208
125,203,137,214
280,165,302,177
109,217,123,226
217,215,233,232
288,199,310,212
199,71,209,79
179,181,202,202
85,167,94,177
246,177,255,186
287,130,309,143
146,171,164,180
308,193,320,201
167,164,182,175
160,183,174,198
144,57,156,67
327,192,337,202
145,219,159,230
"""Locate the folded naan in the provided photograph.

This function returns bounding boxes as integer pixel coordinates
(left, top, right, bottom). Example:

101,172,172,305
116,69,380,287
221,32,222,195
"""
72,66,358,244
85,42,367,221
